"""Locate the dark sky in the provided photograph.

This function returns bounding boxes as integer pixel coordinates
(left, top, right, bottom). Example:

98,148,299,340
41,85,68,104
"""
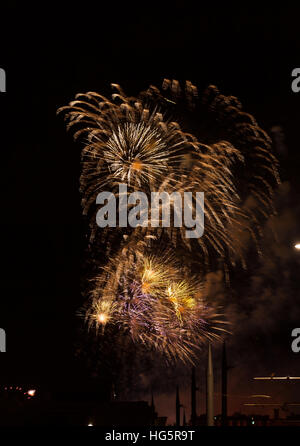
0,4,300,423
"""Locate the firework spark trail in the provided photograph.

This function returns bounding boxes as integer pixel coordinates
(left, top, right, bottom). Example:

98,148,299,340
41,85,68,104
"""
58,79,279,362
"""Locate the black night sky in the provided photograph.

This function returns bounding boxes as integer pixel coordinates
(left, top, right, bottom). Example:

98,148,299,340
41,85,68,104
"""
0,3,300,425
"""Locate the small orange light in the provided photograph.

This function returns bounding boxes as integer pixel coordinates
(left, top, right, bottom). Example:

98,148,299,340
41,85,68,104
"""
131,159,143,171
168,296,177,303
141,282,151,293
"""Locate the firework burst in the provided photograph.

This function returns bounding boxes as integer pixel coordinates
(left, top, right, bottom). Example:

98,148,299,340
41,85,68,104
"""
58,80,279,267
83,247,227,363
58,79,279,363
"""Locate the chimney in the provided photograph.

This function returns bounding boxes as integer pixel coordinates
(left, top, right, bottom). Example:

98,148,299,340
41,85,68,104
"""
176,386,181,426
151,392,156,425
206,343,214,426
222,341,227,425
191,367,197,425
110,382,116,401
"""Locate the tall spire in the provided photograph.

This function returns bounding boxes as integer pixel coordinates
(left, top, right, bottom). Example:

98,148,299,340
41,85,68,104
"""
151,392,156,425
222,341,227,425
206,343,214,426
151,392,155,411
110,382,116,401
176,385,181,426
191,367,197,425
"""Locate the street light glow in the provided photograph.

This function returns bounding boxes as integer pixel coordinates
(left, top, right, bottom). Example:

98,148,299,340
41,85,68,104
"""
295,243,300,250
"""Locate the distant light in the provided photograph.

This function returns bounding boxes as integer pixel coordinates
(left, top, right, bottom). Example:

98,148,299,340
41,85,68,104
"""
295,243,300,250
244,403,281,406
27,389,36,397
252,421,255,425
88,423,93,427
254,376,300,380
